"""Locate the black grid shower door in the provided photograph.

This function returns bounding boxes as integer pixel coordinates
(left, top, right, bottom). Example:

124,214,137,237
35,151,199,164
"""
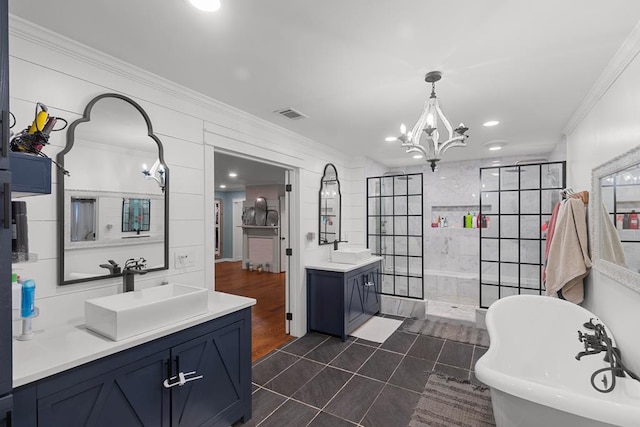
367,173,424,299
479,162,566,308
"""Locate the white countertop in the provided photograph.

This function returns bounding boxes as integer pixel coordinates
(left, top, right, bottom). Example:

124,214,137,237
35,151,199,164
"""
13,291,256,388
305,256,382,273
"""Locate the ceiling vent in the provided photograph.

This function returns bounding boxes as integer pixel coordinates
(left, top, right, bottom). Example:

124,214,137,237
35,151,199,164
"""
274,107,308,120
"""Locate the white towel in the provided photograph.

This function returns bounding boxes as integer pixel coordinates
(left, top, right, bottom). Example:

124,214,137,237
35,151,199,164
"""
545,198,592,304
599,202,627,267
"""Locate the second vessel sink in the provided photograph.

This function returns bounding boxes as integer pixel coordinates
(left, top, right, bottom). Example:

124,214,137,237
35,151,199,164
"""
85,283,209,341
331,247,372,264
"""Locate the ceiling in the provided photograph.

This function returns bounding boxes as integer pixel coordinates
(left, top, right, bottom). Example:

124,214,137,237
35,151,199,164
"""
9,1,640,174
214,152,286,192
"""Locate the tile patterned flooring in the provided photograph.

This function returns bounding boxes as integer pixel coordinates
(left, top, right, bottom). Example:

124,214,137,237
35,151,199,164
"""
242,316,490,427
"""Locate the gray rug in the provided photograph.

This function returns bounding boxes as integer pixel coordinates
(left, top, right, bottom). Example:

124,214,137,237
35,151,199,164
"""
410,374,495,427
400,318,490,347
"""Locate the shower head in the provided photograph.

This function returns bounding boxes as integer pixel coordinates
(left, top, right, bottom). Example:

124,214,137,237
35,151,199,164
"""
383,170,412,180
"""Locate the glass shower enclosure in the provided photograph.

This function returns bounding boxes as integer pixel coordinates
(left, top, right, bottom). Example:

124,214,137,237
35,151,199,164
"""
367,173,424,299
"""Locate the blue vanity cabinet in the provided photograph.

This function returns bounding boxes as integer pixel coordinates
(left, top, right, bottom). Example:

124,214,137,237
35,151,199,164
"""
13,308,252,427
307,260,381,341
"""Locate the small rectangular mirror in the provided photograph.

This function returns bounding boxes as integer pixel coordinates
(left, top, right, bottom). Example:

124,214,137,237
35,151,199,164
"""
70,197,96,242
122,198,151,233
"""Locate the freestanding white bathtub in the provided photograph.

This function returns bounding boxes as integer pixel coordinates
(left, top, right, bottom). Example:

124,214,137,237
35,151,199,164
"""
475,295,640,427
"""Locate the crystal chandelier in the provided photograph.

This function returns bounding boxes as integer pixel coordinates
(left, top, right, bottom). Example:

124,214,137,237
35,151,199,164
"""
387,71,469,172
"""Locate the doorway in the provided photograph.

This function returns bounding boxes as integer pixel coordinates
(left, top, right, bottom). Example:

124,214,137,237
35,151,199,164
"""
213,151,293,361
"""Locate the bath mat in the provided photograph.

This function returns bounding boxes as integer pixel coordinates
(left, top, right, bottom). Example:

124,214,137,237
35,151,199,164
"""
400,318,490,347
350,316,403,343
409,374,495,427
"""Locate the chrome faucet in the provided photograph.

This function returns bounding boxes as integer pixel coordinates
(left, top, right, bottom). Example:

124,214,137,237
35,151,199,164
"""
122,257,147,292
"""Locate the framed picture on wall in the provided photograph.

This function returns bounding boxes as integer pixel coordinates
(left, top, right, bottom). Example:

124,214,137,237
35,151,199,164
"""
215,198,222,258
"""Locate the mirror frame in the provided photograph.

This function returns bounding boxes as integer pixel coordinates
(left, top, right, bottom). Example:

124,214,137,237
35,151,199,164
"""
591,144,640,294
318,163,341,245
57,93,170,285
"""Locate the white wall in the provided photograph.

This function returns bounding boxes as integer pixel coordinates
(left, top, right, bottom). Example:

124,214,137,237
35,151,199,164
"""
566,23,640,373
9,16,357,338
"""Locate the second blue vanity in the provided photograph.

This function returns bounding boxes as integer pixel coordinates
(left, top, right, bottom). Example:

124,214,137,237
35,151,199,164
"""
306,258,382,341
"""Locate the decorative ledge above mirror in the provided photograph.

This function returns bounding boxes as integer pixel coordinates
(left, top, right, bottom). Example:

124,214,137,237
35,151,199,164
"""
592,144,640,294
319,163,341,245
57,93,169,285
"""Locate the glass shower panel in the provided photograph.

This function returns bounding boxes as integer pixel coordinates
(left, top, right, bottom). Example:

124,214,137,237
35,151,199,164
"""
541,189,561,213
381,177,394,196
500,192,518,214
481,285,499,307
394,216,407,236
500,168,519,190
367,173,424,300
395,276,409,296
520,165,541,190
408,177,422,194
542,163,563,188
481,238,499,261
394,237,408,255
481,168,500,191
394,196,407,215
520,240,540,264
408,236,421,256
408,216,421,235
500,263,518,286
394,176,408,195
500,216,518,238
482,192,499,214
520,215,540,239
500,239,519,262
481,262,498,284
521,264,541,289
409,257,422,276
408,195,421,215
409,277,422,298
520,190,540,214
368,178,381,196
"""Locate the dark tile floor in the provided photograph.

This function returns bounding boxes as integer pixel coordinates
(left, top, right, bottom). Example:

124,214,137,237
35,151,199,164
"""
241,317,490,427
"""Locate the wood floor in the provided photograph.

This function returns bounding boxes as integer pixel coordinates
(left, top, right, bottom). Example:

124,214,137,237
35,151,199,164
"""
215,261,293,361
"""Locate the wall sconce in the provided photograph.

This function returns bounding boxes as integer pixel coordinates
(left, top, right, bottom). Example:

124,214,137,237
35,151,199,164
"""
142,159,165,192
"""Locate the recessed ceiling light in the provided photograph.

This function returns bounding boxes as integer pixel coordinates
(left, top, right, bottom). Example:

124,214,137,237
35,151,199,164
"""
385,136,398,142
483,120,500,127
228,172,237,177
484,140,507,151
186,0,221,12
219,184,226,189
412,154,423,159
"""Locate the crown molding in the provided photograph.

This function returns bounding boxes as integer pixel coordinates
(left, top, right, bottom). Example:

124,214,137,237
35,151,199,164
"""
7,14,325,151
562,20,640,136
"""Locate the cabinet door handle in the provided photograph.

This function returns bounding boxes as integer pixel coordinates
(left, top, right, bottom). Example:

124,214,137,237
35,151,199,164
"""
3,183,9,229
163,371,204,388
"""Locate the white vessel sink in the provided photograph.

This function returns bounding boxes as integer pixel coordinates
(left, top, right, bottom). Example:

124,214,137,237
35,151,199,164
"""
331,247,372,264
85,283,209,341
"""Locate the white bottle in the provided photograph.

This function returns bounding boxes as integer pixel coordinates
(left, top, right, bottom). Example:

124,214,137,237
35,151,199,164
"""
12,273,21,310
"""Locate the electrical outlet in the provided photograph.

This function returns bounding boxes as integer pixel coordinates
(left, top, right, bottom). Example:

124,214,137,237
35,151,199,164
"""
174,250,195,269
